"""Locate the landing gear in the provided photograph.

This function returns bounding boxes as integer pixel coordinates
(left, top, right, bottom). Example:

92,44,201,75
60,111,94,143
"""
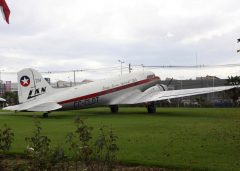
147,102,156,113
42,112,49,118
110,105,119,113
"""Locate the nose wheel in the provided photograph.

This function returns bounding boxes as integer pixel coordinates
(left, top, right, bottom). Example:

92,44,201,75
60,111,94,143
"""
110,105,119,113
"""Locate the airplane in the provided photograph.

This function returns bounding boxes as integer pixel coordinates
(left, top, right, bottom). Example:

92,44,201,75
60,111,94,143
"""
3,68,237,117
0,97,6,102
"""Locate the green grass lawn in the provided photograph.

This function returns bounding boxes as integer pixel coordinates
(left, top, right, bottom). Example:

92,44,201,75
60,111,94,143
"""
0,107,240,171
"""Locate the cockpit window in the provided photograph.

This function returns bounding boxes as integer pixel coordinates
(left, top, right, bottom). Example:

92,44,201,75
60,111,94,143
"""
147,74,155,79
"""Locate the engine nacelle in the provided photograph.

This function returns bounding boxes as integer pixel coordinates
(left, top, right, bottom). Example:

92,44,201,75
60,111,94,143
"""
142,84,167,96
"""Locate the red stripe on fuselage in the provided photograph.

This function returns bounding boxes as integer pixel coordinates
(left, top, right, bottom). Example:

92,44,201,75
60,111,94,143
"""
58,76,160,105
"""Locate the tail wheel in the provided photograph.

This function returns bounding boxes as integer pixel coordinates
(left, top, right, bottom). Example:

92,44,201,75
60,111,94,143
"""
147,102,156,113
110,105,119,113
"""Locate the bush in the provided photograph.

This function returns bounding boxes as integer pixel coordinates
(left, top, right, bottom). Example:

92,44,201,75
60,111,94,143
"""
25,119,51,170
66,116,93,170
12,116,120,171
0,124,14,153
66,116,119,171
94,126,119,171
49,145,67,170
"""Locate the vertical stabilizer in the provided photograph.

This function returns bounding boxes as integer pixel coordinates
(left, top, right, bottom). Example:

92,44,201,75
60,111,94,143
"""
18,68,53,103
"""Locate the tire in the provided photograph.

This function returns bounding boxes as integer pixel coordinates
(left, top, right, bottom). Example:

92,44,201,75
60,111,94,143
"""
42,112,49,118
110,105,119,113
147,103,156,113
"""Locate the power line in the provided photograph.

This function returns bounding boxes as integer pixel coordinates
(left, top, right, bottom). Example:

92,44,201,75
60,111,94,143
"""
1,66,128,75
133,63,240,69
1,63,240,75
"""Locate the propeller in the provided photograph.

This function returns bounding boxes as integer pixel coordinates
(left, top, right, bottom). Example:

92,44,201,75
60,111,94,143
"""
166,77,173,104
167,77,173,87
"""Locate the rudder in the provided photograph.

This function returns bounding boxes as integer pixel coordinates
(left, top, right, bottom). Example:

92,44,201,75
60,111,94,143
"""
18,68,53,103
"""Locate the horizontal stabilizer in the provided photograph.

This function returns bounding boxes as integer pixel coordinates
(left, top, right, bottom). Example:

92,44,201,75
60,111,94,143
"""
3,102,62,112
3,105,19,111
27,102,62,112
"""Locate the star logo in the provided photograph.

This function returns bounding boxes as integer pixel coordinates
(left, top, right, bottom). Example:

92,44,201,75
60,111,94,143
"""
20,76,30,87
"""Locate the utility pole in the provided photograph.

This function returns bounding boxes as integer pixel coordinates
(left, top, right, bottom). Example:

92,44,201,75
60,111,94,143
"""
195,52,198,78
212,76,215,100
73,70,76,86
118,60,124,75
73,69,83,86
67,77,72,87
0,70,2,97
237,38,240,76
237,38,240,52
0,69,4,83
128,63,132,73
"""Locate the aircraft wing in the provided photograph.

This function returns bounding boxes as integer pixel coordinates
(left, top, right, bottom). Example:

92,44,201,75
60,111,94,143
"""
112,85,237,104
3,102,62,112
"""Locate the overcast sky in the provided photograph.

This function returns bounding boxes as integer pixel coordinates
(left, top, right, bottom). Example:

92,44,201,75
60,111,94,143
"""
1,0,240,82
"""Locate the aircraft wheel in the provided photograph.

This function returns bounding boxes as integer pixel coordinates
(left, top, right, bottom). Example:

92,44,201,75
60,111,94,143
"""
110,105,119,113
43,112,49,118
147,103,156,113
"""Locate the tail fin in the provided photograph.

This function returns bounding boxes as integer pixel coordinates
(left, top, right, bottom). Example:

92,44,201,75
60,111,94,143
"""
18,68,53,103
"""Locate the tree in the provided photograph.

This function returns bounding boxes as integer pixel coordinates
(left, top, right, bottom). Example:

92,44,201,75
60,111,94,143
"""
195,96,205,107
2,91,18,105
0,124,14,153
226,76,240,106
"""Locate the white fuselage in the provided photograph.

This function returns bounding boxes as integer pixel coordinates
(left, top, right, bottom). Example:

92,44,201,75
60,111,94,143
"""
42,71,161,110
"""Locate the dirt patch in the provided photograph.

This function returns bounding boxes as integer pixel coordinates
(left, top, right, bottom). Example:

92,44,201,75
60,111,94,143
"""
0,155,188,171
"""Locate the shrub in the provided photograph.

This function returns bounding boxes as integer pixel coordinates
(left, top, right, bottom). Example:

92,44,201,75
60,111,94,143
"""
66,116,119,171
25,119,51,170
0,124,14,171
94,126,119,171
66,116,93,170
49,145,67,170
0,124,14,153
